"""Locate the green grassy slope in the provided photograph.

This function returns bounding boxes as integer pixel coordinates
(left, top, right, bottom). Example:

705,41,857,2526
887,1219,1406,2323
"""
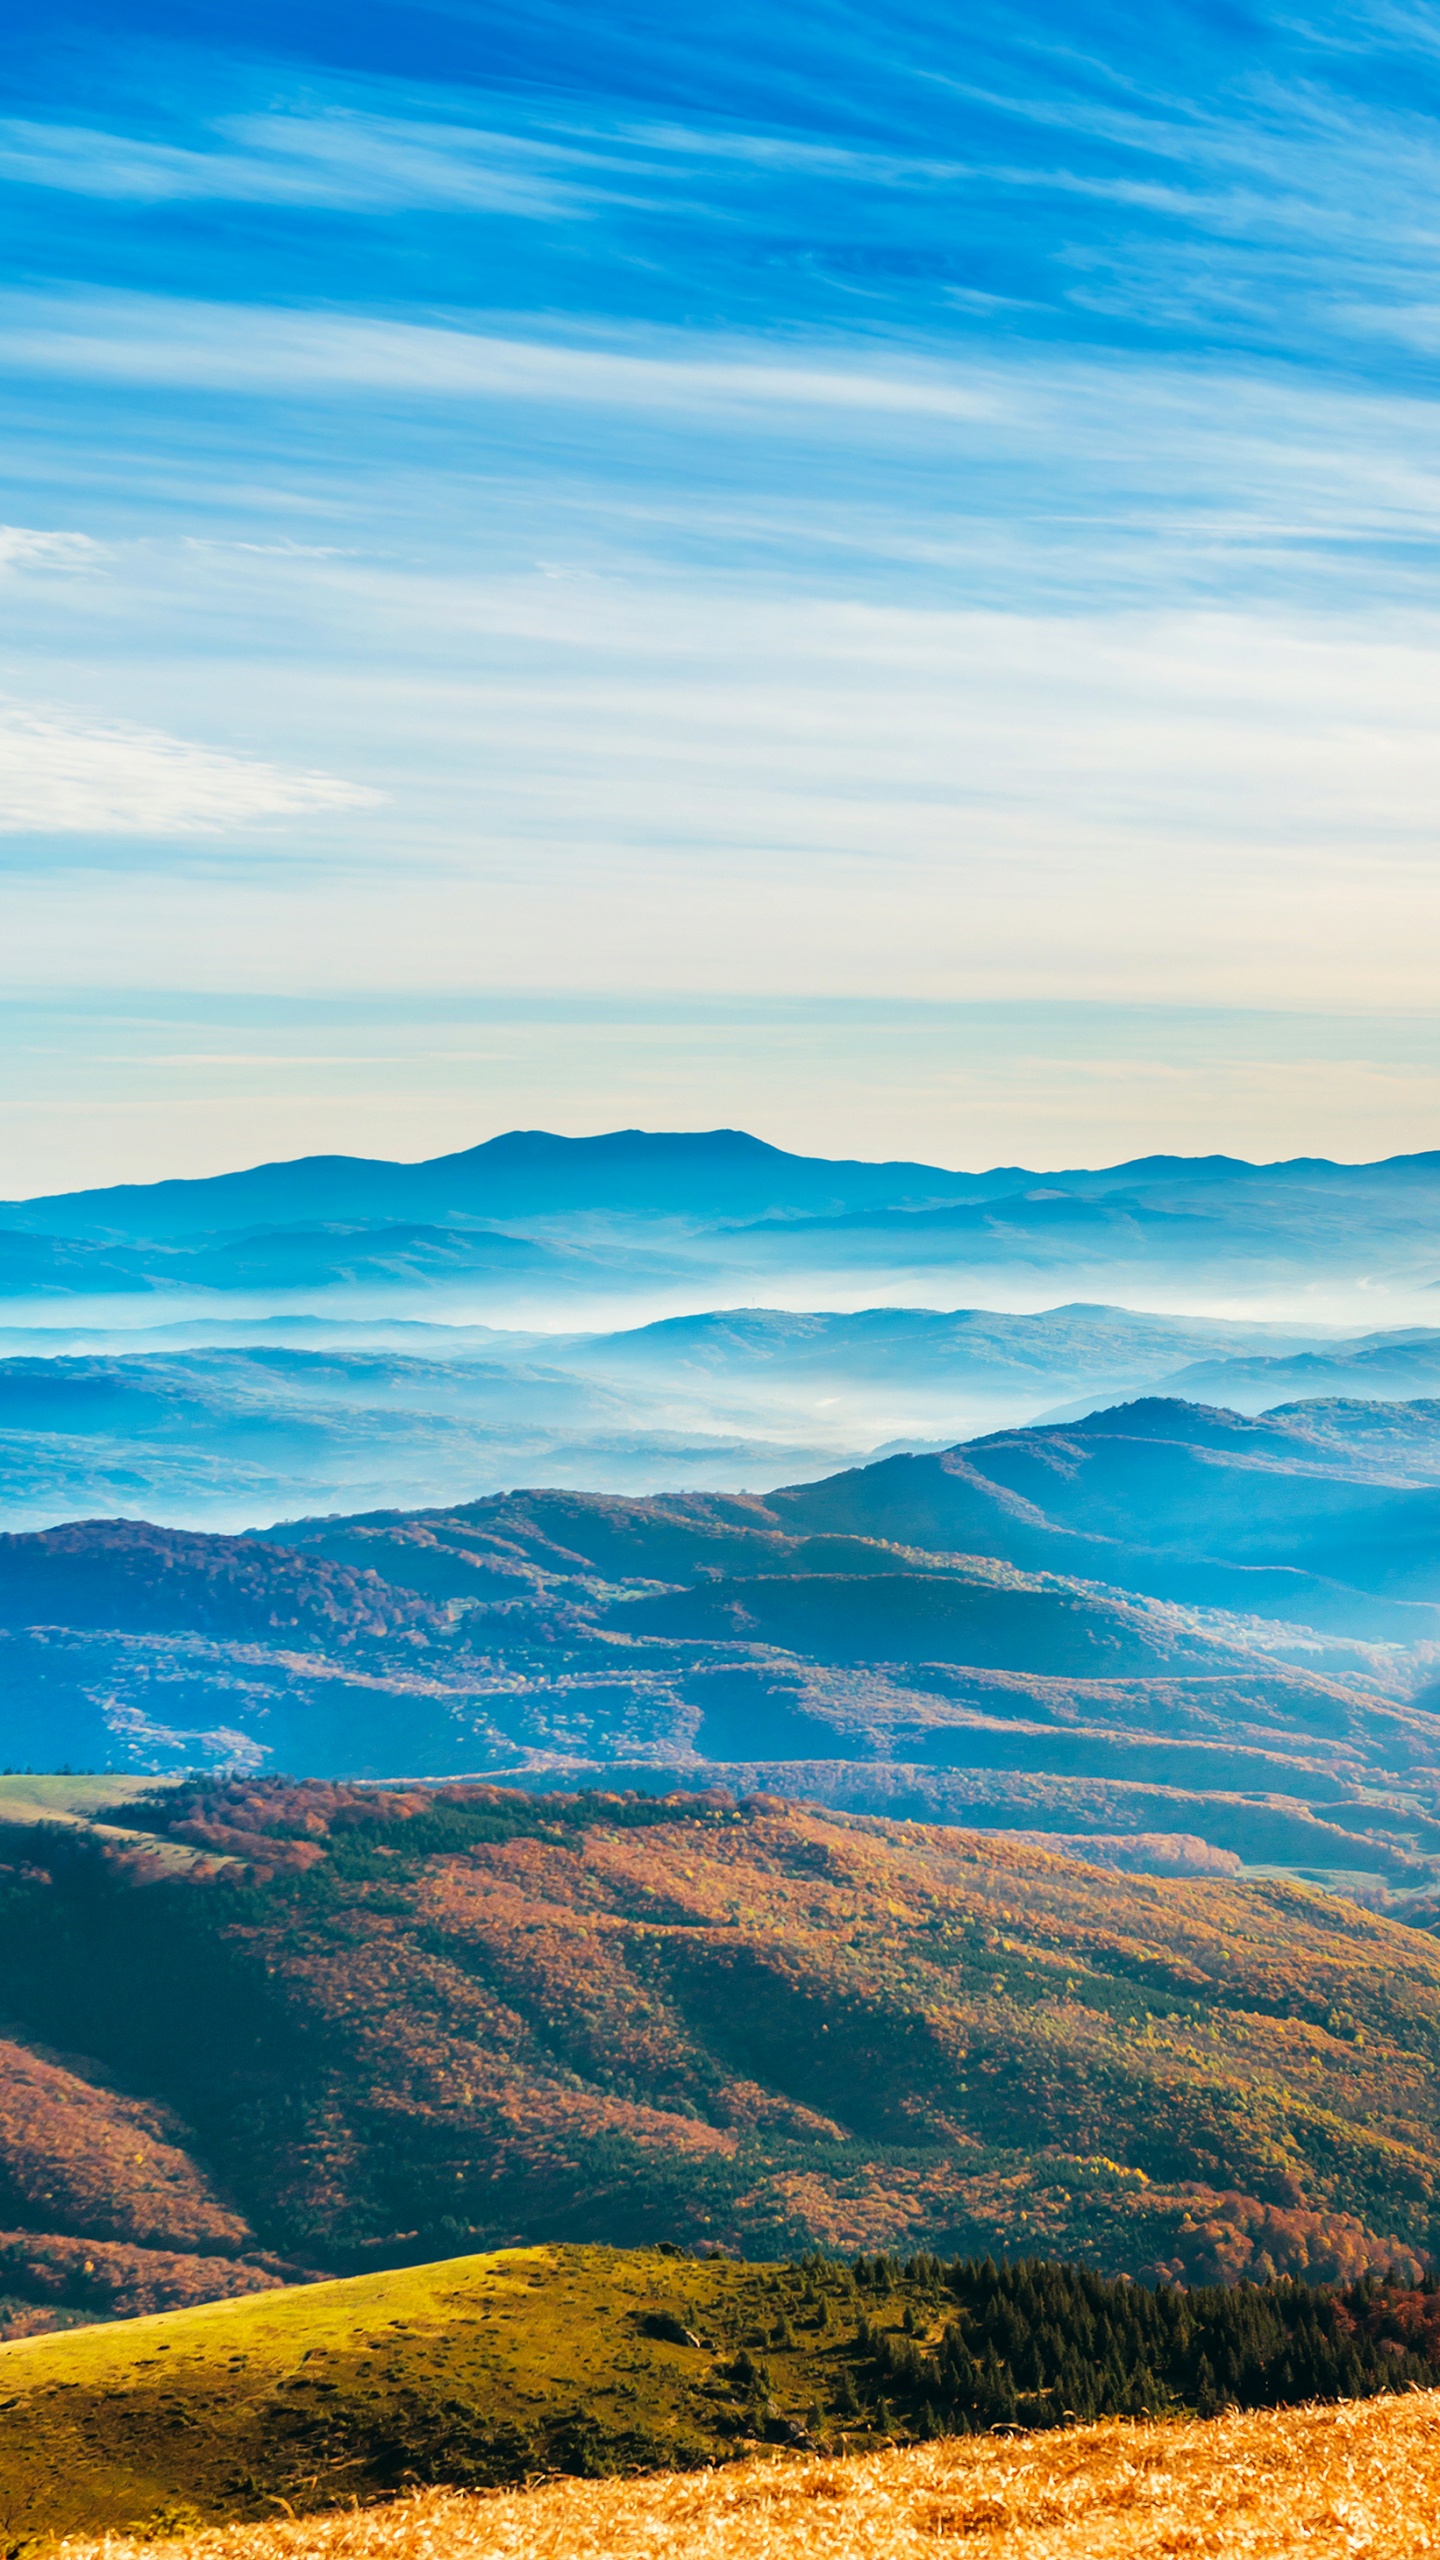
0,2244,908,2542
8,2242,1440,2546
0,2245,701,2540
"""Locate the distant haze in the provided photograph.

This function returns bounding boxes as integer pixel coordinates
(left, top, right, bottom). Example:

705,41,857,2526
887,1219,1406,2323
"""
1,1127,1440,1524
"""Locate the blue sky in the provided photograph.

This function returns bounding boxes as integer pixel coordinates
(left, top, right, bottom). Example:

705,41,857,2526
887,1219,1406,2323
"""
6,1,1440,1187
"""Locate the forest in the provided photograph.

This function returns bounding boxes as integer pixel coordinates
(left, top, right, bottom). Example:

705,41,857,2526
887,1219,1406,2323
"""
4,1779,1440,2338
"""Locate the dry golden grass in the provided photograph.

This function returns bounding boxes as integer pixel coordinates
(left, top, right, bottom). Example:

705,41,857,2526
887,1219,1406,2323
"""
59,2390,1440,2560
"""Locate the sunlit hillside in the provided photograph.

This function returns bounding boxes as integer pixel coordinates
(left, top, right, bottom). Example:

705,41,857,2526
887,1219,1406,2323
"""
10,1780,1440,2335
55,2390,1440,2559
9,2237,1440,2540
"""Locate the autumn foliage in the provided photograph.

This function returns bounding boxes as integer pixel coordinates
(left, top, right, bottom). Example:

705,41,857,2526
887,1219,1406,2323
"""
2,1778,1440,2327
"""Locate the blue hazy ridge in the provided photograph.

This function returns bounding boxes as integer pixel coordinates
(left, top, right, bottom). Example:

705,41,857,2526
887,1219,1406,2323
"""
9,1392,1440,1899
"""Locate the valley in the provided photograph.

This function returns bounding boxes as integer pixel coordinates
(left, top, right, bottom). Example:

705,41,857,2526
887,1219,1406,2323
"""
0,1303,1373,1534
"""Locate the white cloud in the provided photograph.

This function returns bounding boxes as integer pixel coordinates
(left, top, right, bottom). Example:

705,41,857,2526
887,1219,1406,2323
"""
0,525,103,573
0,100,968,216
0,111,621,218
0,288,1005,421
617,119,961,184
0,700,380,835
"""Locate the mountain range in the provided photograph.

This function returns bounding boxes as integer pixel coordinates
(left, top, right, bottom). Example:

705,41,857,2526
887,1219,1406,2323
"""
8,1125,1440,1533
11,1128,1440,2373
0,1130,970,1239
7,1131,1440,1328
5,1376,1440,2360
9,1393,1440,1899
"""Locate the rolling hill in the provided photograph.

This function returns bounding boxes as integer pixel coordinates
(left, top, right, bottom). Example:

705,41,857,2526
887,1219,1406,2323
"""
727,1148,1440,1300
0,1226,583,1302
267,1391,1440,1648
607,1562,1291,1675
0,1518,441,1645
11,1393,1440,1890
545,1301,1329,1416
1146,1330,1440,1415
766,1397,1440,1630
4,2240,1440,2542
3,1779,1440,2344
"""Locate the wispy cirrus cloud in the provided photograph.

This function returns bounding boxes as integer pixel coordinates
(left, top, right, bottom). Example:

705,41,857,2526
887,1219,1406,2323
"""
6,286,1440,611
0,525,103,573
0,700,380,836
0,289,1003,423
9,12,1440,370
9,0,1440,1181
0,110,624,217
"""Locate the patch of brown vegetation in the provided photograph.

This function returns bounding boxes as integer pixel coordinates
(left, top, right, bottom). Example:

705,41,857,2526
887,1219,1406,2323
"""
55,2389,1440,2559
0,2040,252,2253
0,2232,282,2333
1005,1830,1244,1878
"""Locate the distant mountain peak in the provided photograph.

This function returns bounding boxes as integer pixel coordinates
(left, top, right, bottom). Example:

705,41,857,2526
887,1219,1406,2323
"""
434,1125,791,1167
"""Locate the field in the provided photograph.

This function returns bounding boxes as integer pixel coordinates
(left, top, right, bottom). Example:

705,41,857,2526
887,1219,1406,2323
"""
53,2389,1440,2558
0,1777,214,1881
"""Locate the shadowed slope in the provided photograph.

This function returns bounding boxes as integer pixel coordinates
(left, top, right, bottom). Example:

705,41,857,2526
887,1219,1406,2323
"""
766,1400,1440,1630
0,1520,443,1644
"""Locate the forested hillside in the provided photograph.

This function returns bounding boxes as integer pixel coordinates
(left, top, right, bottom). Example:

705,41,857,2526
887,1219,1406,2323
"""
3,1782,1440,2334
